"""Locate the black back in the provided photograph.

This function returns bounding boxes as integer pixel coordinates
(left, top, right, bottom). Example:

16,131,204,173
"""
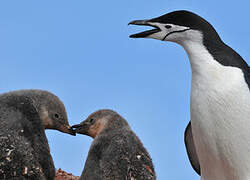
204,39,250,89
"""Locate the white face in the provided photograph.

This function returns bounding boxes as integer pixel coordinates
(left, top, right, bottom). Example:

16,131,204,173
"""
145,22,201,44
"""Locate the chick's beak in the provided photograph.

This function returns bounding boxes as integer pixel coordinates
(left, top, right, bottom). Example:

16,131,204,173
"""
71,124,82,129
59,124,76,136
71,123,89,135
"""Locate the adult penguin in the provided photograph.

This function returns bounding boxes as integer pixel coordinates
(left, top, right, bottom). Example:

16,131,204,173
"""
130,10,250,180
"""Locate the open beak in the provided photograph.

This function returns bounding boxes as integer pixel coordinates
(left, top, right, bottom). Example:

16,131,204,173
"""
59,125,76,136
71,124,82,129
129,19,161,38
71,123,89,135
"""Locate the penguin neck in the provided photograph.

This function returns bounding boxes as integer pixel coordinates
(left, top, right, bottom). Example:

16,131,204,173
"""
180,34,224,75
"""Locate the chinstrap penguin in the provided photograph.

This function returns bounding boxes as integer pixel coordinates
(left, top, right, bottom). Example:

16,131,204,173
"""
129,10,250,180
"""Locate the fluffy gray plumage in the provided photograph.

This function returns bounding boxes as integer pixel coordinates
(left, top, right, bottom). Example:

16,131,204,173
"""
0,89,74,180
72,109,156,180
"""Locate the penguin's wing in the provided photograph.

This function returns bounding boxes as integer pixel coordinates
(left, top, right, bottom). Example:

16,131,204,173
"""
184,121,201,175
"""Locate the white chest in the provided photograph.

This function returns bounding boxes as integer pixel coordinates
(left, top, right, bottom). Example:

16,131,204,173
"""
183,40,250,180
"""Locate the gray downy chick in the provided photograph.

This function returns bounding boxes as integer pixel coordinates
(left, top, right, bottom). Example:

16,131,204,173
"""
72,109,156,180
0,89,75,180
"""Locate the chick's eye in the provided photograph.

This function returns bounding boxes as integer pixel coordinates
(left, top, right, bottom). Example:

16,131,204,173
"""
165,25,172,29
54,113,59,119
89,118,94,123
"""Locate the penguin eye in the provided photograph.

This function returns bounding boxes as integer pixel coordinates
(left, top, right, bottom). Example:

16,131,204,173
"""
165,25,172,29
54,113,59,119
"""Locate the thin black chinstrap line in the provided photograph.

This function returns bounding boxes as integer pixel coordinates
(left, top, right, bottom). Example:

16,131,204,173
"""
162,28,191,41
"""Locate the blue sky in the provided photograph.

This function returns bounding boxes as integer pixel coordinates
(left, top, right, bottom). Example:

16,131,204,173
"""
1,1,250,179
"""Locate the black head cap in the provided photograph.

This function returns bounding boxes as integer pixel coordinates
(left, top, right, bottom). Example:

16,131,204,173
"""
150,10,220,38
151,11,204,27
129,10,221,42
